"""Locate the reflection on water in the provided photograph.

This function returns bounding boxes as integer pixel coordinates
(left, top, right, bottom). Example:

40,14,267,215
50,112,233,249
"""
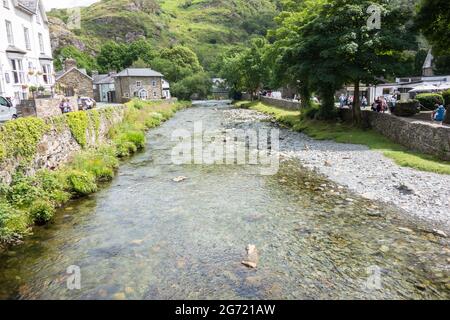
0,102,448,299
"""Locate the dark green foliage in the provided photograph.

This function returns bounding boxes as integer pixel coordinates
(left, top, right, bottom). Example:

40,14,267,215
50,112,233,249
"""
172,72,212,100
53,46,99,74
415,93,444,110
441,90,450,106
393,100,420,116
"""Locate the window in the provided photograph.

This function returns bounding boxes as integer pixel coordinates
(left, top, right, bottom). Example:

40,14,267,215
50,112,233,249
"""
124,93,129,98
382,88,391,95
3,0,9,9
10,59,25,84
152,80,157,87
36,11,41,24
138,89,148,100
38,33,44,53
153,91,157,98
5,20,13,45
24,27,31,50
136,81,142,87
42,64,51,84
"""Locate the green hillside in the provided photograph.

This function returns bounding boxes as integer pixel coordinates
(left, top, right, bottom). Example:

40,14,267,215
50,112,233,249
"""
48,0,279,71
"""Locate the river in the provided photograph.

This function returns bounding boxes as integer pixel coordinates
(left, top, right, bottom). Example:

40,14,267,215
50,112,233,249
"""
0,101,448,299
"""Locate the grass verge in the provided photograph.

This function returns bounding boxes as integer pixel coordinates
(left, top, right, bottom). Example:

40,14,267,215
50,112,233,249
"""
0,99,190,247
236,101,450,175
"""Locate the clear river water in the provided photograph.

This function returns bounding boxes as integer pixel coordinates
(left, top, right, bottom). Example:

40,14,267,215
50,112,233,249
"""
0,101,448,299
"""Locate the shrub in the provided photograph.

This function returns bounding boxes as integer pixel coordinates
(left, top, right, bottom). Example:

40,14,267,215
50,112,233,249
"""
35,170,70,204
442,89,450,106
415,93,444,111
66,111,89,147
301,103,320,120
393,100,420,117
0,200,27,243
115,141,138,158
145,116,161,129
65,170,98,196
71,147,119,181
29,200,55,225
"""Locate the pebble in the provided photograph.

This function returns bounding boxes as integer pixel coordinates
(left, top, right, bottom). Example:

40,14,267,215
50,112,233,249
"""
224,108,450,231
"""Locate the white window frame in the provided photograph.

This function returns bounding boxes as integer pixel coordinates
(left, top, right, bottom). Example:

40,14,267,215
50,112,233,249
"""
6,20,14,45
153,91,157,98
152,80,157,87
10,59,25,84
24,27,31,50
38,33,44,54
138,89,148,100
42,64,52,84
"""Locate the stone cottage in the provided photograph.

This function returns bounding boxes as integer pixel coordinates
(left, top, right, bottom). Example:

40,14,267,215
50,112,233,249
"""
114,68,164,103
55,59,93,98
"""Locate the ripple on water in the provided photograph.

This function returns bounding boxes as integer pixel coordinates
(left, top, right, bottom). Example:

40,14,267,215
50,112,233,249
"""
0,103,448,300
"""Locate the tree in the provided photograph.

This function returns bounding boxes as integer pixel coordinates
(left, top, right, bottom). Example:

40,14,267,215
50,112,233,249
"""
219,37,270,99
96,41,130,73
172,73,211,100
54,45,98,74
270,0,417,122
416,0,450,58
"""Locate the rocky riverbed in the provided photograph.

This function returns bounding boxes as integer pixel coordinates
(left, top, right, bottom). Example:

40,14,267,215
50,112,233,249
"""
223,108,450,233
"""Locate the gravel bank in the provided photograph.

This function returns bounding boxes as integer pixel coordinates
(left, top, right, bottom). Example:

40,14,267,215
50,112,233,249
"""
224,108,450,231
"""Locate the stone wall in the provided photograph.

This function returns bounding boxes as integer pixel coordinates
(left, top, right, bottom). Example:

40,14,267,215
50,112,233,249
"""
260,96,300,110
0,106,125,184
339,109,450,161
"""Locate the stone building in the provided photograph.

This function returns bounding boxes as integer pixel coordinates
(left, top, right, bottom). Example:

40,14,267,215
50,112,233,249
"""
93,71,116,103
114,68,164,103
55,58,93,98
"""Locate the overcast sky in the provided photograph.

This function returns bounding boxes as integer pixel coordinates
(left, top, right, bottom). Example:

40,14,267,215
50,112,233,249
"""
42,0,100,10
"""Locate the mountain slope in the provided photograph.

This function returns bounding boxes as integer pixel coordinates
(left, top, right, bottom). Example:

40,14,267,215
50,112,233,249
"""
48,0,279,71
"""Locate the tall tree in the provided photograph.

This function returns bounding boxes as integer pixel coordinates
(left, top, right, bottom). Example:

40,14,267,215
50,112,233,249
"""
416,0,450,74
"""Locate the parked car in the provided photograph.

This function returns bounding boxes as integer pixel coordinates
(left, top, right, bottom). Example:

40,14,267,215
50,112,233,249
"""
0,96,16,120
78,97,97,111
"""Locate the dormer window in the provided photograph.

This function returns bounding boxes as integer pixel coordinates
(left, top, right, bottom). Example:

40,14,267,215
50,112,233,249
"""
3,0,9,9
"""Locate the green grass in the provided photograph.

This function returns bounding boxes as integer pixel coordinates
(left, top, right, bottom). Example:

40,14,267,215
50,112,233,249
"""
239,101,450,175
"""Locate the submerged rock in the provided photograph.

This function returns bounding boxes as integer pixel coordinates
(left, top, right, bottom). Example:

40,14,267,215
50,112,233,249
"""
242,244,259,269
172,176,187,182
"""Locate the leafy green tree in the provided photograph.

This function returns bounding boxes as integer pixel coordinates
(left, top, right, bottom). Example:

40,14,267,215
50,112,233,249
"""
54,45,98,74
416,0,450,58
171,73,211,100
270,0,417,122
96,41,130,73
220,37,270,99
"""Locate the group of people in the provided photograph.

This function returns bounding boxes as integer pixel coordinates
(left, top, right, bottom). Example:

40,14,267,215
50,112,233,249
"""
371,95,398,113
59,98,73,114
338,94,369,108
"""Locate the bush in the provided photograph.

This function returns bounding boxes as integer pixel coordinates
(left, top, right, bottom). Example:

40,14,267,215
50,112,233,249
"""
71,147,119,181
415,93,444,110
393,100,420,117
0,200,27,243
441,89,450,106
301,103,320,120
65,170,98,196
29,200,55,225
145,116,161,129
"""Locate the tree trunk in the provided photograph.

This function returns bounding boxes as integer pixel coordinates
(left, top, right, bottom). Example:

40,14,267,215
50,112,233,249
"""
299,83,311,110
352,81,362,125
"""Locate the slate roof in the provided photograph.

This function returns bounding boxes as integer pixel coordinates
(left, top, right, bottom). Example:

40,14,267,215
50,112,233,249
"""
93,74,115,85
115,68,164,78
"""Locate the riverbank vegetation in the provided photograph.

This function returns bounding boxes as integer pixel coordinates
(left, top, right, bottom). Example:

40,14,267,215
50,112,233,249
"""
0,100,190,247
221,0,450,123
235,101,450,175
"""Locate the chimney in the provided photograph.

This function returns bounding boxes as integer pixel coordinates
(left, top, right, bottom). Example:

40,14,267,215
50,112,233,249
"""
64,58,77,71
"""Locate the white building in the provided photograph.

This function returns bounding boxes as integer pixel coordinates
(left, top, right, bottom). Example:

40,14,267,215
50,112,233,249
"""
162,79,171,99
0,0,54,106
